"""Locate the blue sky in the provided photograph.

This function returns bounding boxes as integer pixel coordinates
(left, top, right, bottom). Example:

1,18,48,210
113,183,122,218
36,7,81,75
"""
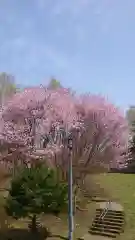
0,0,135,110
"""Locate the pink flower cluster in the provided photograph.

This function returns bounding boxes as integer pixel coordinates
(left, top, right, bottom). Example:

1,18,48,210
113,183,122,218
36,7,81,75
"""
0,86,129,172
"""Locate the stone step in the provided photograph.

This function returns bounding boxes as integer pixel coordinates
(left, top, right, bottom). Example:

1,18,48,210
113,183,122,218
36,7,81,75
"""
90,225,122,234
96,209,124,215
96,208,124,214
95,216,124,222
92,220,124,227
95,213,124,219
94,216,124,222
89,229,117,238
99,202,124,212
91,197,109,202
92,220,124,232
96,211,124,217
92,222,123,230
89,206,125,238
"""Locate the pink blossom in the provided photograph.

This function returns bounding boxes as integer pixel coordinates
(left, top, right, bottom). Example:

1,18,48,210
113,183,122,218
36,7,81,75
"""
75,94,129,169
0,87,129,174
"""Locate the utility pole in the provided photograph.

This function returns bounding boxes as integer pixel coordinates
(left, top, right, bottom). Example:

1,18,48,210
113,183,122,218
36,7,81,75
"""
67,133,74,240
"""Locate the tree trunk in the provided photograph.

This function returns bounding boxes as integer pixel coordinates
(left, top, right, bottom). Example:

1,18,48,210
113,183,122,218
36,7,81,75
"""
31,214,38,233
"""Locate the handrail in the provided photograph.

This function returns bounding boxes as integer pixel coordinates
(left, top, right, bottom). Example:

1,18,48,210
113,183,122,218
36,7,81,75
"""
98,200,112,221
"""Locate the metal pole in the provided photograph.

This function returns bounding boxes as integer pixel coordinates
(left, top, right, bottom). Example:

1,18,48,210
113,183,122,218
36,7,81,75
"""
68,134,74,240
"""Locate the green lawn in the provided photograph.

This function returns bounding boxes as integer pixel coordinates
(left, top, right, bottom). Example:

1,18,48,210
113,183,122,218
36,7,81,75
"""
91,173,135,240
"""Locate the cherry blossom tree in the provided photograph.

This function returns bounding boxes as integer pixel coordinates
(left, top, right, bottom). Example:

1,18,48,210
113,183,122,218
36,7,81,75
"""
0,86,129,180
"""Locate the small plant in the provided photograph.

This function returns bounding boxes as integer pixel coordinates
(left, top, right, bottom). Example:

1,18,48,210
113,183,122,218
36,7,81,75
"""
5,164,68,237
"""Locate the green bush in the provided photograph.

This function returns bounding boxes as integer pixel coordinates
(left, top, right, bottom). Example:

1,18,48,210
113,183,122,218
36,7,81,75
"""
5,164,68,235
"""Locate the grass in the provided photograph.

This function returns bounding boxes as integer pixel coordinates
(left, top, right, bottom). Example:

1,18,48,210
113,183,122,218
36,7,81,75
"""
91,173,135,240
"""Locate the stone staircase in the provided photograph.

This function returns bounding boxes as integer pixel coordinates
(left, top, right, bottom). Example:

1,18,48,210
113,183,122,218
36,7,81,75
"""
89,206,125,238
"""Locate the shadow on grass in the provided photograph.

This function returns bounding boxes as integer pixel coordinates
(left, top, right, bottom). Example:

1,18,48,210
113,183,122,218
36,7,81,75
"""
0,227,68,240
0,207,69,240
0,228,31,240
